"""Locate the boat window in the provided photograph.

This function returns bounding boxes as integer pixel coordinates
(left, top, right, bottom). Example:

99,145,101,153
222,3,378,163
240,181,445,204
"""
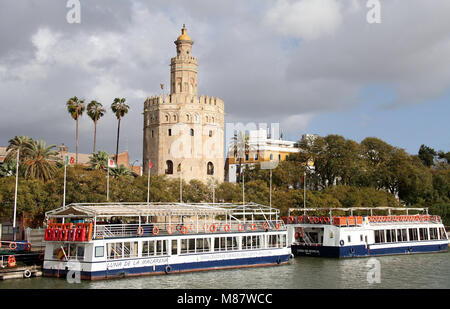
142,240,155,257
227,237,237,251
386,230,396,243
188,238,195,253
429,228,438,240
171,239,178,255
95,246,104,258
268,234,282,248
348,235,351,243
107,242,123,260
396,229,407,242
180,239,188,254
156,240,168,255
439,228,448,240
374,230,386,243
419,228,429,241
409,228,418,241
360,235,364,242
123,242,138,258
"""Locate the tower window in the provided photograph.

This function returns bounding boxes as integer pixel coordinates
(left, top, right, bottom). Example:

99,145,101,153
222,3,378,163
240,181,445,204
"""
270,154,273,160
151,130,154,138
207,162,214,175
255,153,259,160
278,154,281,161
190,129,194,136
209,130,213,137
168,129,172,136
165,160,173,175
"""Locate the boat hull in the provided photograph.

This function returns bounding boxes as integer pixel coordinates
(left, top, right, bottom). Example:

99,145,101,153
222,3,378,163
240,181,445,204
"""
291,241,448,258
43,252,291,280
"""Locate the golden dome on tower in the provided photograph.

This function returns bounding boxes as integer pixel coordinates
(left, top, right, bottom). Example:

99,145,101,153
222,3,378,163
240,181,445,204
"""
177,25,191,41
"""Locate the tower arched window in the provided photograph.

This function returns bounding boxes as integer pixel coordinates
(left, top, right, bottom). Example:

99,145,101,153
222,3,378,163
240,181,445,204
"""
165,160,173,174
165,115,169,122
190,129,194,136
207,162,214,175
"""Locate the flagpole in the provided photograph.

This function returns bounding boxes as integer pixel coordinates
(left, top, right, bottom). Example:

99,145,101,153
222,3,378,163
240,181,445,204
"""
63,160,67,208
270,168,272,208
62,159,67,224
12,149,19,241
180,171,182,203
303,171,306,215
107,165,110,201
147,167,151,205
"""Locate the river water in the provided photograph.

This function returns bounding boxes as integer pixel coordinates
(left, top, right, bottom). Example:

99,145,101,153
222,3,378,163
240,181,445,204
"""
1,251,449,289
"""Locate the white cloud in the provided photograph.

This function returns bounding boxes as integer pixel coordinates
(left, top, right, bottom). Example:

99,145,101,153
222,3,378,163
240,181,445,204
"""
265,0,343,40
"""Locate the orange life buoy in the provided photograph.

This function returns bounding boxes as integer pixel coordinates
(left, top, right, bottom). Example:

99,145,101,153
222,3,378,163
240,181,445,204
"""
137,226,144,236
209,225,217,233
250,224,256,231
324,217,330,224
288,216,294,223
262,222,269,230
167,226,174,234
152,226,159,236
238,224,244,232
181,226,188,235
9,242,17,250
314,217,320,224
7,255,16,267
275,223,281,230
24,243,32,251
224,224,231,232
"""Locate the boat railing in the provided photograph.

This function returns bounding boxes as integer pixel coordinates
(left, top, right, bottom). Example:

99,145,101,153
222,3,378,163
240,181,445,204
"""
94,220,286,240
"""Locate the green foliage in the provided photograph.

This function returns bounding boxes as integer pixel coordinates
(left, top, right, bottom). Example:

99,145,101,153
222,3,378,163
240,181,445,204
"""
88,151,109,170
418,144,436,167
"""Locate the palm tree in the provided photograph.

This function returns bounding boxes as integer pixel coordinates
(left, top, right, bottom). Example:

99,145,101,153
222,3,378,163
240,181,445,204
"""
111,98,130,163
109,164,133,178
87,100,106,153
88,150,109,170
4,136,32,163
22,139,59,182
66,96,86,164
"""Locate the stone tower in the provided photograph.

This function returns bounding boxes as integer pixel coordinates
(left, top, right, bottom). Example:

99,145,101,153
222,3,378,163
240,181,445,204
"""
143,26,225,184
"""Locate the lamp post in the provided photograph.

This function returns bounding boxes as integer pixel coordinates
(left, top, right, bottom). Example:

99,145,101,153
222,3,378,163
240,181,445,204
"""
12,149,19,241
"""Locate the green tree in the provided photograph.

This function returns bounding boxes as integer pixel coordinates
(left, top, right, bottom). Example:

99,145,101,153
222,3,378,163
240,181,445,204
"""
22,139,59,182
109,164,133,178
111,97,130,163
418,144,436,167
87,100,106,153
88,151,109,170
4,135,32,163
66,96,86,164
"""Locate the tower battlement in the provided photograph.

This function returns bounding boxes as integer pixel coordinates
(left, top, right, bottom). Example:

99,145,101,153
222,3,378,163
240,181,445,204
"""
144,94,224,111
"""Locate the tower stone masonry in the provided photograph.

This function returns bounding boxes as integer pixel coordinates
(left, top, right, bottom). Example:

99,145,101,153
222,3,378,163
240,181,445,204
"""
143,25,225,184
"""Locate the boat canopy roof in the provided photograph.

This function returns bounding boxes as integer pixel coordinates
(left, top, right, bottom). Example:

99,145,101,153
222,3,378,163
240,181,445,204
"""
288,207,428,216
46,202,280,219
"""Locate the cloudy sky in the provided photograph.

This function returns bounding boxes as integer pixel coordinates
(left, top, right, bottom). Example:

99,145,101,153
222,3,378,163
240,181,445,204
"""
1,0,449,163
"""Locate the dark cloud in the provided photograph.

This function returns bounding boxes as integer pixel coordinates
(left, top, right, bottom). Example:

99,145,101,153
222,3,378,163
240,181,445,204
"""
1,0,450,163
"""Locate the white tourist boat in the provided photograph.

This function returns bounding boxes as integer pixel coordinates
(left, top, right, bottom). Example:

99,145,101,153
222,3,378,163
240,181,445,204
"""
286,207,449,258
42,202,290,280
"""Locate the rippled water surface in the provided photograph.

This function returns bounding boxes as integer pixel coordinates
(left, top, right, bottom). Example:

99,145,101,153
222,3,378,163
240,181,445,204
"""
1,251,449,289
